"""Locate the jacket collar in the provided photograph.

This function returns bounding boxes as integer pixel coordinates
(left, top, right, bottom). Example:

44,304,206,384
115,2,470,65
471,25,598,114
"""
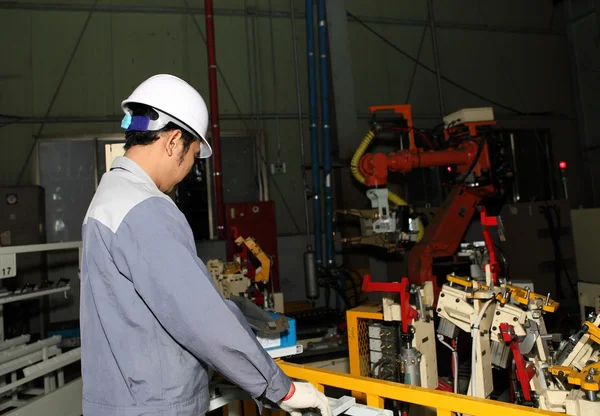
110,156,157,188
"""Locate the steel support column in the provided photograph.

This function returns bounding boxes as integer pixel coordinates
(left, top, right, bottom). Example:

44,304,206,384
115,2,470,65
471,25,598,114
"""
325,0,370,273
205,0,226,239
564,0,597,206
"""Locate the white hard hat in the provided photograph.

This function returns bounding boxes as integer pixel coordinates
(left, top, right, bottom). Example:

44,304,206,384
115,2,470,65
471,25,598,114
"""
121,74,212,158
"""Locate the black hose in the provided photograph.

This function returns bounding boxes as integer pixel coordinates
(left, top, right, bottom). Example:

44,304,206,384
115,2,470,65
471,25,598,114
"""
342,268,360,307
539,203,577,298
316,265,351,310
494,244,511,279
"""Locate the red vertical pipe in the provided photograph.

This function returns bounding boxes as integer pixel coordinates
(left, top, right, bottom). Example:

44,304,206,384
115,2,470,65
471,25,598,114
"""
205,0,225,239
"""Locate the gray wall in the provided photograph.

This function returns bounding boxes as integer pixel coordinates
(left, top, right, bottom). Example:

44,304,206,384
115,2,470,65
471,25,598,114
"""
0,0,587,239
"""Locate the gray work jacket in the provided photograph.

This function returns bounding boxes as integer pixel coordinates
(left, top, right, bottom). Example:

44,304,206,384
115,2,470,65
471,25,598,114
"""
80,156,290,416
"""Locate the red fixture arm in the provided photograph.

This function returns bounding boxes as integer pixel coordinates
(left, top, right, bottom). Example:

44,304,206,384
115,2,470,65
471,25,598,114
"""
362,275,418,333
480,207,499,285
500,323,536,402
205,0,226,239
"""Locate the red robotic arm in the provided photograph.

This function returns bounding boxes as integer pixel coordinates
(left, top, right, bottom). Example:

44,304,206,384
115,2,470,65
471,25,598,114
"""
360,140,483,186
359,120,497,295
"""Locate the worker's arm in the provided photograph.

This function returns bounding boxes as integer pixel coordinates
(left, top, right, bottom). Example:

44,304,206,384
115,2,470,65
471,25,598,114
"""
111,197,290,403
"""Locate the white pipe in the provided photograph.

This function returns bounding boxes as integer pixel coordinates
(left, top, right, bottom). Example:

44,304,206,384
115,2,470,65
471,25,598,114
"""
0,286,70,305
0,242,81,255
205,157,215,240
23,347,80,377
0,335,30,352
43,346,50,394
0,336,61,365
11,371,17,401
0,348,80,396
437,334,458,394
0,346,59,377
470,299,494,398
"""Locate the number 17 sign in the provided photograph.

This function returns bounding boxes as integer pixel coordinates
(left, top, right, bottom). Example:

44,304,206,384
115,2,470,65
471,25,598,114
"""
0,254,16,279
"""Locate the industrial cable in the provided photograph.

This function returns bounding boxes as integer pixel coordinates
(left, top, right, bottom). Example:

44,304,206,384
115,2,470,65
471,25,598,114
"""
383,126,436,150
539,203,577,298
316,264,351,310
405,23,429,103
474,3,530,114
15,0,99,185
427,0,446,117
184,0,302,234
289,0,312,248
338,268,359,308
249,8,269,202
494,244,511,279
437,334,459,395
243,0,263,205
342,267,363,306
347,11,525,115
267,0,283,162
470,298,494,398
534,130,558,199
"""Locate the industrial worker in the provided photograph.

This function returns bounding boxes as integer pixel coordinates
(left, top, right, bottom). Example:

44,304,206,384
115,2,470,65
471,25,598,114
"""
80,74,331,416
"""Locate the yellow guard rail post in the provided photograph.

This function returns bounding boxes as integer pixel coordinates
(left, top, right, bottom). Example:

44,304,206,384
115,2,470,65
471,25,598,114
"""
277,361,561,416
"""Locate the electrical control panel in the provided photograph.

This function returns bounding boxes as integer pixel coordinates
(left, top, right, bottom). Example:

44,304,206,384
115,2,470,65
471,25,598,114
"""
368,322,398,380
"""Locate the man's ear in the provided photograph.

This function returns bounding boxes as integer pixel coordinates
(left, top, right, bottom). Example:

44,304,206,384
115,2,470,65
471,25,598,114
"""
164,130,183,158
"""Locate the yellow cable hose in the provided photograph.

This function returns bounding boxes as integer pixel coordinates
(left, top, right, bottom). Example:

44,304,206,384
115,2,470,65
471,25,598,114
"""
350,130,425,243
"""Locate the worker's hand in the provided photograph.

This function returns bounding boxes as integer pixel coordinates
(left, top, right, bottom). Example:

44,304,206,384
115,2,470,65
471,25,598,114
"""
278,382,332,416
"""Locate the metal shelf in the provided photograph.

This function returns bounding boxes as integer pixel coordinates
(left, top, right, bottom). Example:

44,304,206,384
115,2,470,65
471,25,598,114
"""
0,286,71,305
0,242,81,256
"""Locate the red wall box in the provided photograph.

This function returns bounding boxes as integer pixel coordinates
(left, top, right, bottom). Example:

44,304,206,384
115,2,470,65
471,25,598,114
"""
225,201,280,292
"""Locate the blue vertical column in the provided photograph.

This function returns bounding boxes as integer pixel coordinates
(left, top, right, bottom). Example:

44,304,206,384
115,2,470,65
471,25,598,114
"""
306,0,322,264
317,0,334,266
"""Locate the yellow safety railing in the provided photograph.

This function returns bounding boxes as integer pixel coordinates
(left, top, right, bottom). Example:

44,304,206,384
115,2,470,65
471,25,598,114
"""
278,361,560,416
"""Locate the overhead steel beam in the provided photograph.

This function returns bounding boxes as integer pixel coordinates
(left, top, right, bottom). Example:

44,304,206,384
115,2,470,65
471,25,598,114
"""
0,112,575,125
0,1,565,36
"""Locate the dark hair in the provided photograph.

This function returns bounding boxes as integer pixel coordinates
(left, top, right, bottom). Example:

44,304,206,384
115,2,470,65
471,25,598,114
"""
123,103,196,161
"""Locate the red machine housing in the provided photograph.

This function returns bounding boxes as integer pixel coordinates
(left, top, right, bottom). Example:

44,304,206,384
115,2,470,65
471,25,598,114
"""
225,201,280,291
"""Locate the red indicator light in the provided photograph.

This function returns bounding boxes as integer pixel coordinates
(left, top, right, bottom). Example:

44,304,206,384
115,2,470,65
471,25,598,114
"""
559,161,567,169
447,166,452,172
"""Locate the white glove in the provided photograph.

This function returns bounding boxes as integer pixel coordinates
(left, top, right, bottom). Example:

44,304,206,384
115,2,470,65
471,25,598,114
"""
278,382,332,416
